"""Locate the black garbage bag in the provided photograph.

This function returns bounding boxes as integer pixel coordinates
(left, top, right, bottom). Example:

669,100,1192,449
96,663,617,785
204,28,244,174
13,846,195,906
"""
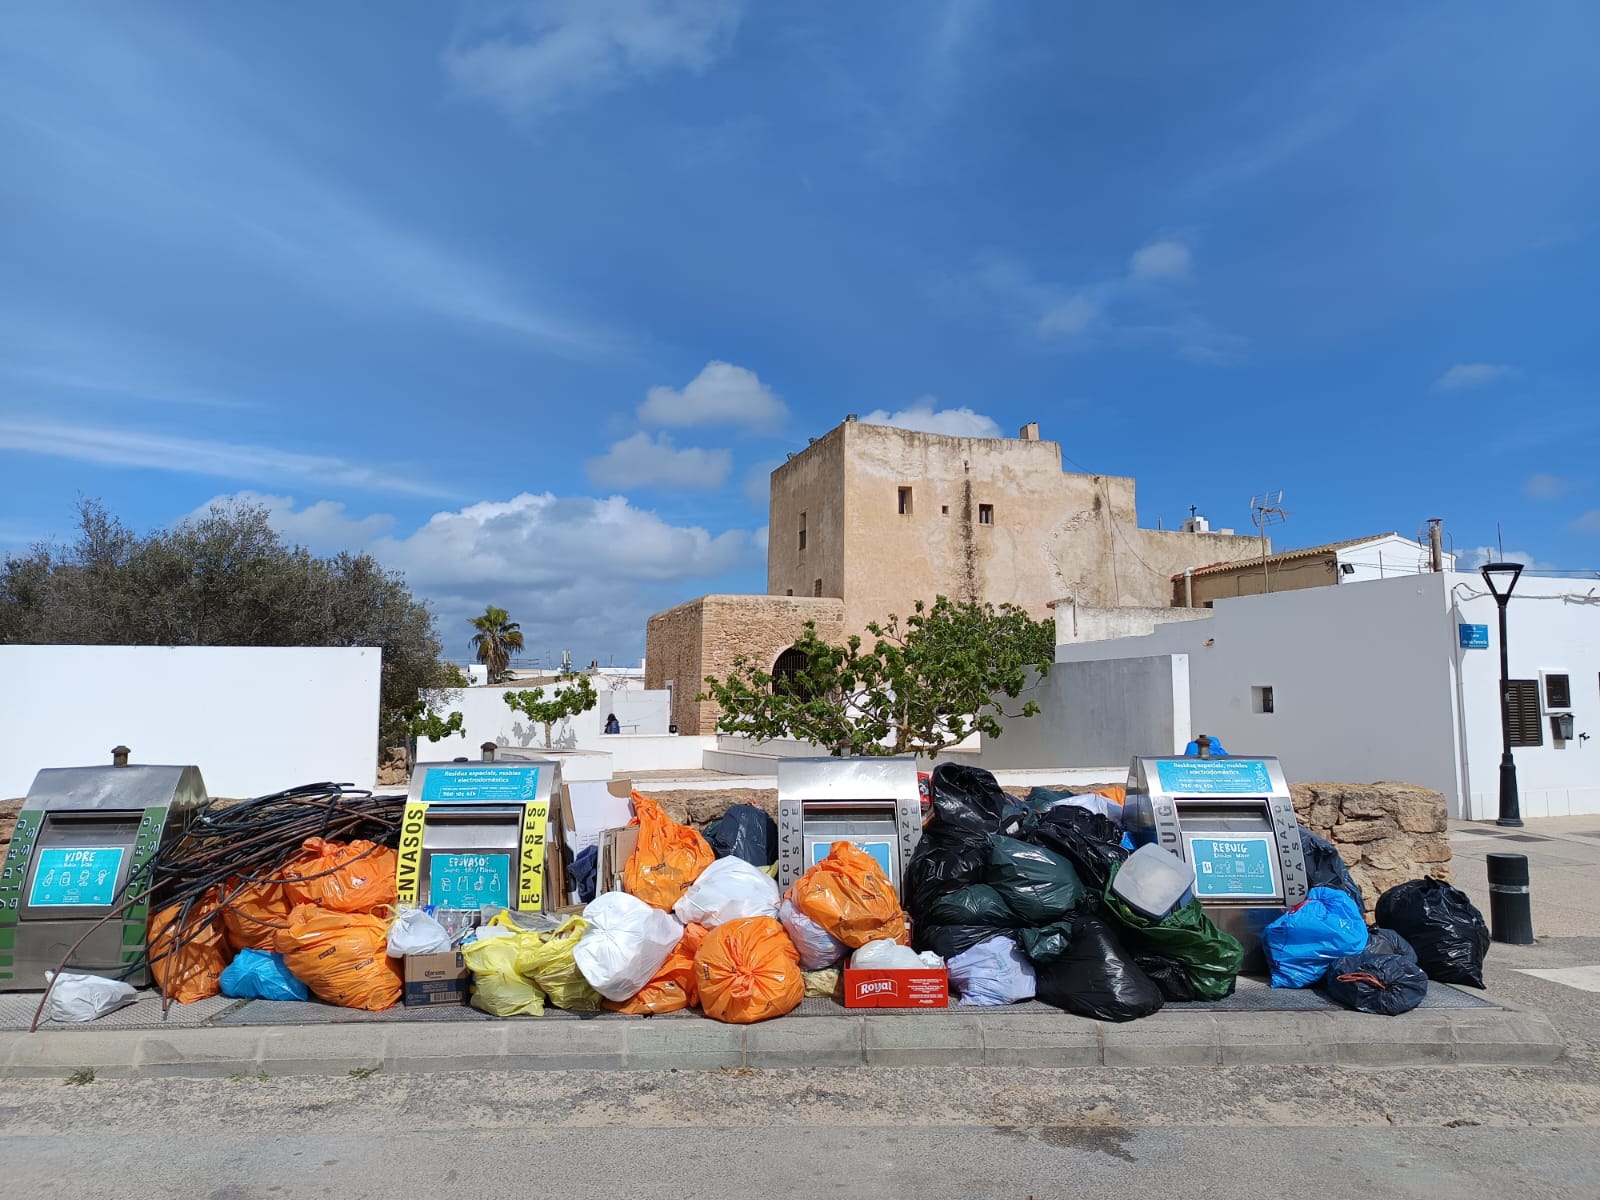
903,826,991,920
1366,927,1418,963
1324,952,1429,1016
1300,828,1364,910
986,836,1086,924
1132,952,1199,1002
1028,806,1130,897
913,922,1005,961
926,884,1018,928
703,803,778,867
930,763,1025,835
571,844,599,904
1034,917,1164,1022
1375,878,1490,988
1018,920,1074,965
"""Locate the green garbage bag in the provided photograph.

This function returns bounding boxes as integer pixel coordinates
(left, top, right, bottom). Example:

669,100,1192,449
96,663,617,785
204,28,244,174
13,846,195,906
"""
925,884,1017,928
985,836,1085,925
1018,920,1074,965
1101,864,1244,1000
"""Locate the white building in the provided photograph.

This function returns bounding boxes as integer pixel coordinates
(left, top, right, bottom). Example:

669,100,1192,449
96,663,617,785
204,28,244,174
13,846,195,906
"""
1017,571,1599,819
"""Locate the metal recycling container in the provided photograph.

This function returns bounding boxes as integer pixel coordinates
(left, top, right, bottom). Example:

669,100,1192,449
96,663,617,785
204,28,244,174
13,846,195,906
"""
1123,754,1308,969
776,757,924,897
0,760,207,990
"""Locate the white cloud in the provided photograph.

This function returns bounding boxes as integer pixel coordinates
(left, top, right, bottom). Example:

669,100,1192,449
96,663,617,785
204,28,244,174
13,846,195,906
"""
1455,545,1556,571
584,431,732,489
445,0,742,119
858,397,1002,439
186,492,395,550
1129,240,1192,281
638,360,787,429
1434,363,1519,391
1036,296,1099,338
0,419,451,498
742,459,780,508
1525,473,1572,501
1571,511,1600,534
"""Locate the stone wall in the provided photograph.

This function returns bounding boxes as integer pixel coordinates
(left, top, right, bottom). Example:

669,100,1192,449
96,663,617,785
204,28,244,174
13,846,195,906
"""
0,798,21,862
1291,782,1452,916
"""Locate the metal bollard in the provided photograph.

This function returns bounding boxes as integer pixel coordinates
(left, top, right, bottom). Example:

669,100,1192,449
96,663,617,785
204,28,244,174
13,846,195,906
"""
1487,852,1534,944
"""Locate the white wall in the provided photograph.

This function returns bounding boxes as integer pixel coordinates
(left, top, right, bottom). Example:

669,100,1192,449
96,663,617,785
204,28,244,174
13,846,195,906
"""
978,656,1191,768
1448,574,1600,819
1054,576,1463,807
415,682,675,762
1335,534,1455,583
0,646,380,799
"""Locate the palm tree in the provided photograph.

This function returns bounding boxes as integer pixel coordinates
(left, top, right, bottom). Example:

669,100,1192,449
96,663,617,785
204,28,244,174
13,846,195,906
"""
469,606,524,682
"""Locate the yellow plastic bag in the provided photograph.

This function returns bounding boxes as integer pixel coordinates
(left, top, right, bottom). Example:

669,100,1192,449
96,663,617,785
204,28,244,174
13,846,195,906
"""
514,918,602,1012
623,793,713,911
791,841,908,949
695,916,804,1024
463,934,545,1017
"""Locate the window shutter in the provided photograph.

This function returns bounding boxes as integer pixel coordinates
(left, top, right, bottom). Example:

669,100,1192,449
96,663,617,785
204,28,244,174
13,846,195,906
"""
1507,679,1544,747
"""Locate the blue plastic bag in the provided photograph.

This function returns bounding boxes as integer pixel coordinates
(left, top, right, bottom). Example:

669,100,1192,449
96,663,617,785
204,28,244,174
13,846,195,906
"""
1264,887,1369,989
220,949,310,1002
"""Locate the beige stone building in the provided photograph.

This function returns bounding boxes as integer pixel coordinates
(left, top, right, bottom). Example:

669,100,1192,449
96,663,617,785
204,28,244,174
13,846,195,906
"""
648,418,1265,733
1172,532,1451,609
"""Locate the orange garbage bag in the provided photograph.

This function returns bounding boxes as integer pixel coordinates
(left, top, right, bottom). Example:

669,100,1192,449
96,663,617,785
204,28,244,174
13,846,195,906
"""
791,841,908,949
282,838,398,914
622,793,713,911
694,916,803,1024
148,894,230,1004
275,904,401,1011
220,877,291,952
604,922,710,1016
1089,783,1126,806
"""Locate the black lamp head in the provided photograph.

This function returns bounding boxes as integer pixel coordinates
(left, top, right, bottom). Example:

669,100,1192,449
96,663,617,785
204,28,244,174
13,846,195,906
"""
1480,561,1523,600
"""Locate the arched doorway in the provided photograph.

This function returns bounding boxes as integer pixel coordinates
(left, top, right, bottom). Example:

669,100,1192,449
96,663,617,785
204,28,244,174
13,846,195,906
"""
770,646,809,694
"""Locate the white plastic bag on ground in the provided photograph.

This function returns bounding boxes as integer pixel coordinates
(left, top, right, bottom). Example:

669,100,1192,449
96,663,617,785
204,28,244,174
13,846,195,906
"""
674,856,781,928
44,972,137,1023
574,891,684,1001
778,896,847,970
849,939,925,971
948,935,1037,1006
387,908,453,957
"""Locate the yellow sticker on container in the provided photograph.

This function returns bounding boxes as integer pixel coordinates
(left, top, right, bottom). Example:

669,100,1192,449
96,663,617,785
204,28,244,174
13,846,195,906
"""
396,800,429,906
518,799,550,910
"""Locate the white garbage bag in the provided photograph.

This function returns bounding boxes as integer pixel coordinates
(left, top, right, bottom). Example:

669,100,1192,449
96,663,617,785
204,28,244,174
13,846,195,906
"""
948,935,1037,1006
674,856,781,928
386,908,454,957
573,891,683,1001
778,895,847,970
849,939,926,971
44,972,138,1024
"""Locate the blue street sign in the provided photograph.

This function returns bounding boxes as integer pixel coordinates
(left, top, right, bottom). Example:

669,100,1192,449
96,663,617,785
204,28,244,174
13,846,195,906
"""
1459,623,1489,650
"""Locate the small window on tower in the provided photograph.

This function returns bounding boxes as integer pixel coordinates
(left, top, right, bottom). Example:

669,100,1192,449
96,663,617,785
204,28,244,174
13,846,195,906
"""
798,511,807,551
813,578,823,597
898,487,913,516
978,504,994,525
941,504,949,515
785,589,793,596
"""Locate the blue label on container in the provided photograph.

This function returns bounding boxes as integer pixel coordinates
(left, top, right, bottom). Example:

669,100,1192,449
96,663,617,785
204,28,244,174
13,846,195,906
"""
1155,759,1272,795
1188,836,1277,898
427,852,510,910
1459,623,1489,649
420,765,540,803
809,839,894,879
28,847,125,908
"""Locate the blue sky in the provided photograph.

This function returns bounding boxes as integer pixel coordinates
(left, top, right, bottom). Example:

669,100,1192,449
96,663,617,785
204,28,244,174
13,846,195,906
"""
3,2,1598,667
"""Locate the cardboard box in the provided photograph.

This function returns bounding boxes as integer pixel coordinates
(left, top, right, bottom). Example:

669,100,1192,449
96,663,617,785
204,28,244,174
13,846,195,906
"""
843,967,950,1009
596,824,640,895
561,778,634,854
404,951,469,1007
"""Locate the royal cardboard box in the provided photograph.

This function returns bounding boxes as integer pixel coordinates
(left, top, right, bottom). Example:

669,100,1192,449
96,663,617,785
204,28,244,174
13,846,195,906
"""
842,967,949,1009
404,951,469,1007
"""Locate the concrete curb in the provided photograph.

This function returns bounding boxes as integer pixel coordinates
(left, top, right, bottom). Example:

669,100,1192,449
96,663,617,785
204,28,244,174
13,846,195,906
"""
0,1006,1565,1079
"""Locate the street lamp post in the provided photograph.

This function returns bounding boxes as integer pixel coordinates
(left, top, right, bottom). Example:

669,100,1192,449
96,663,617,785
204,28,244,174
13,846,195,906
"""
1480,562,1524,827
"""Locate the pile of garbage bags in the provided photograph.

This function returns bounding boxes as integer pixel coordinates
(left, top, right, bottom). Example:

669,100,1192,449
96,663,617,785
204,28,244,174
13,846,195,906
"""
905,764,1242,1022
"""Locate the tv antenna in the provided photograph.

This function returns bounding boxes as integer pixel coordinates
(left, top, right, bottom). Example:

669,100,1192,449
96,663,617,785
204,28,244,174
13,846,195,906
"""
1249,490,1289,592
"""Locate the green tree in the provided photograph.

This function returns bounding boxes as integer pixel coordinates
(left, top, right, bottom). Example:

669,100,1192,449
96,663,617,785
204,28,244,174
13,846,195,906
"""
503,673,600,749
699,596,1055,758
0,498,450,752
468,605,524,682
